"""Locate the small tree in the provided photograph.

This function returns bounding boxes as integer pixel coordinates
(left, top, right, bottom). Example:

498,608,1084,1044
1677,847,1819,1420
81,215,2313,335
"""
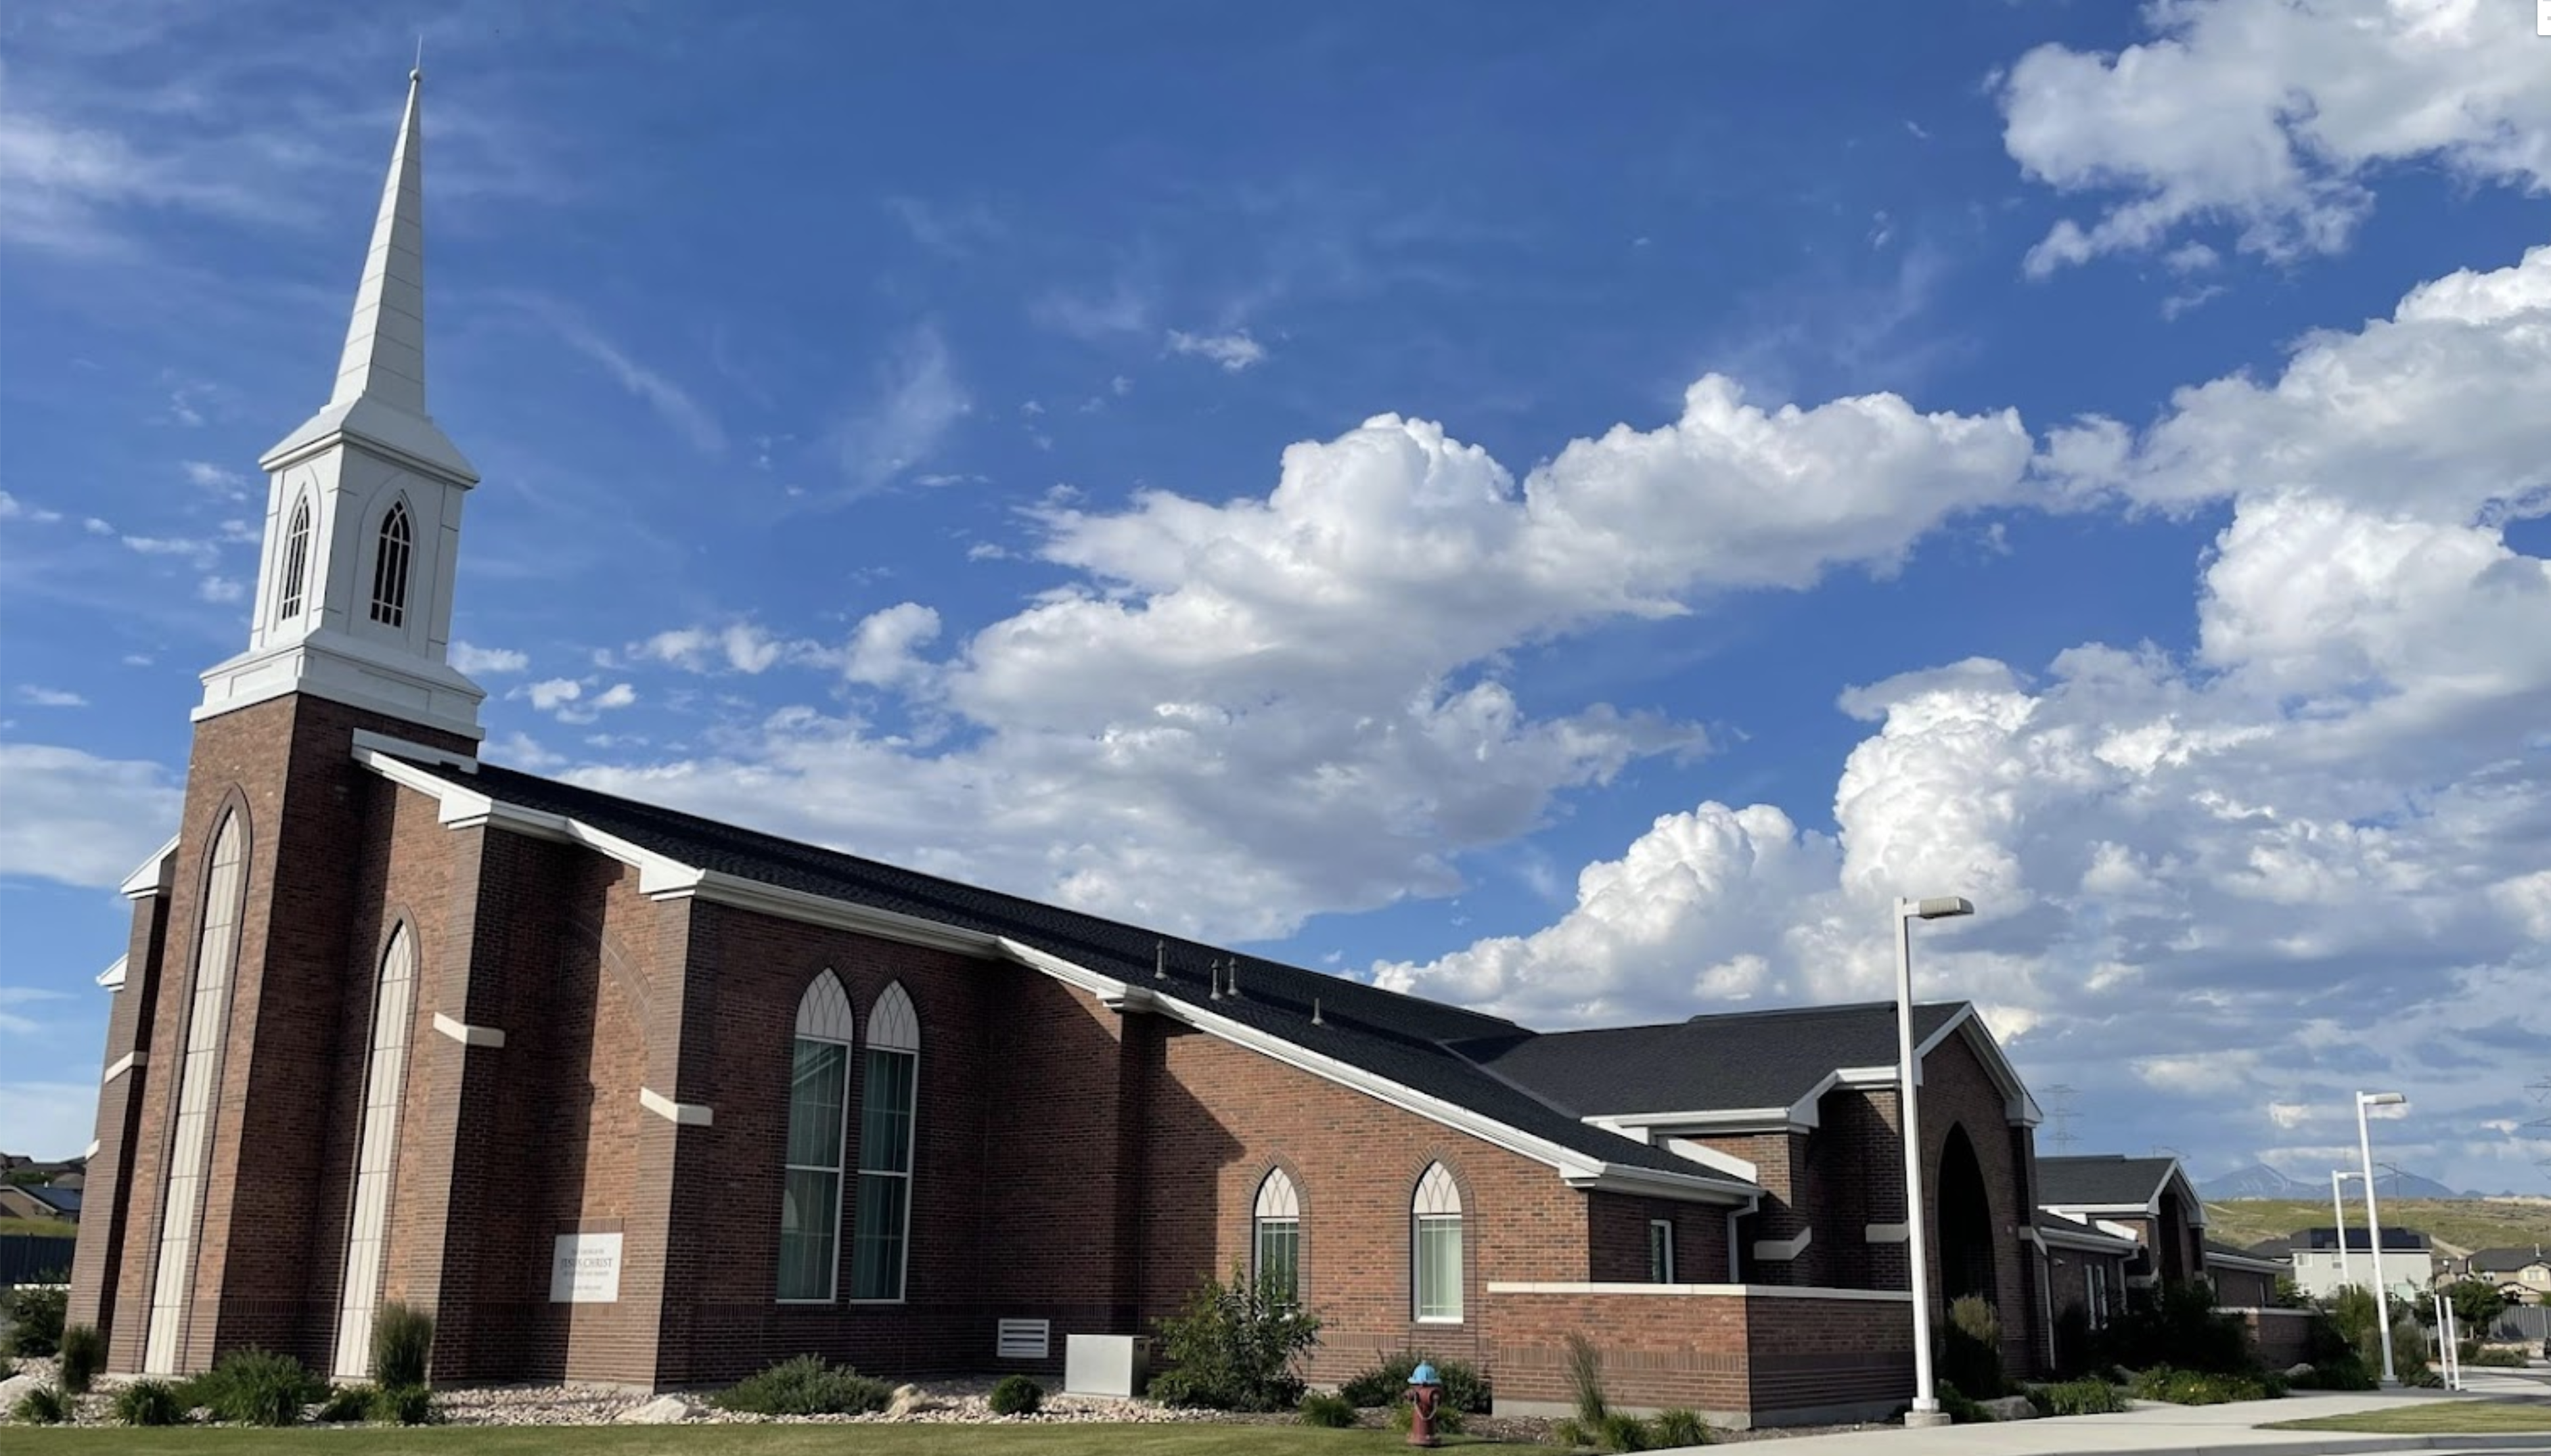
1148,1264,1323,1411
1943,1295,2006,1396
2439,1279,2508,1333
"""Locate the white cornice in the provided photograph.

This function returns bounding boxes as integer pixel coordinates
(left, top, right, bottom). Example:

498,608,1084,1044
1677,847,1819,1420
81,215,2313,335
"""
639,1087,711,1127
432,1013,505,1048
351,728,476,772
1865,1223,1908,1244
102,1051,146,1084
1753,1229,1812,1261
357,744,1761,1208
120,835,179,899
97,955,129,991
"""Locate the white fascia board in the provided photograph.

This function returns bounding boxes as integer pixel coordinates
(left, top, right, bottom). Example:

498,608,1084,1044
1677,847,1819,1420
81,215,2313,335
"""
355,746,1755,1209
1654,1136,1760,1184
349,727,477,773
2019,1227,2048,1254
1917,1005,2044,1126
1585,1106,1807,1135
2095,1219,2143,1242
1487,1281,1910,1302
120,834,179,898
1834,1064,1898,1088
97,955,129,991
2205,1251,2286,1273
2040,1226,2138,1255
2042,1201,2156,1218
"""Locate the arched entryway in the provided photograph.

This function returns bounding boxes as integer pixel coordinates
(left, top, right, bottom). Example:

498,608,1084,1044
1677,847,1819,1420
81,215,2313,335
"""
1936,1124,1997,1306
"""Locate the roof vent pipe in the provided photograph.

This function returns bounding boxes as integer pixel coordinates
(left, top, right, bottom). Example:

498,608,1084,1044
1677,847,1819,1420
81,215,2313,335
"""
1209,958,1223,1001
1311,998,1323,1026
1227,959,1242,999
1155,940,1167,981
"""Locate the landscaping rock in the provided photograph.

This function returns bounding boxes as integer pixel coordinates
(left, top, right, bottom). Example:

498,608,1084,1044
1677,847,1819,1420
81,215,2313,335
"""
613,1394,694,1424
0,1371,45,1412
2284,1363,2315,1380
885,1382,945,1419
1979,1395,2039,1421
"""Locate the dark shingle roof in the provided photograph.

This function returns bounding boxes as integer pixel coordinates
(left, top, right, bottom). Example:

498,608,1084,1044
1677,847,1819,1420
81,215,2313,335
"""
2464,1246,2546,1271
405,758,1719,1181
1445,1001,1968,1118
2285,1227,2431,1252
17,1185,80,1214
2038,1155,2181,1208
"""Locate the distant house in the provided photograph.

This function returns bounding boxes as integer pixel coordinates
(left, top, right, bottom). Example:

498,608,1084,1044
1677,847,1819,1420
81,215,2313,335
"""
2037,1154,2208,1288
0,1184,82,1223
2276,1227,2436,1300
2466,1246,2551,1306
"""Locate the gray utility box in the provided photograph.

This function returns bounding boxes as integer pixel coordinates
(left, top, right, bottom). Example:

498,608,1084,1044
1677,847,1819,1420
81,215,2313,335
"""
1063,1333,1152,1398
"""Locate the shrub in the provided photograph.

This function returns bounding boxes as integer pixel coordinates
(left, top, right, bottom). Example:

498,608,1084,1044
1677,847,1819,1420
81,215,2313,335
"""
114,1379,187,1427
989,1374,1043,1417
0,1353,13,1380
319,1384,376,1422
710,1355,892,1416
2034,1378,2127,1415
2288,1355,2375,1391
1652,1407,1711,1446
1552,1416,1594,1449
1596,1410,1650,1451
1564,1330,1609,1428
178,1346,325,1426
1337,1351,1493,1413
11,1383,68,1425
371,1300,434,1389
369,1384,436,1426
1935,1380,1993,1424
1388,1398,1468,1437
1148,1265,1323,1411
1297,1391,1356,1427
58,1321,105,1394
2127,1366,2274,1405
2098,1282,2250,1375
1943,1294,2006,1397
2468,1346,2529,1369
3,1279,68,1357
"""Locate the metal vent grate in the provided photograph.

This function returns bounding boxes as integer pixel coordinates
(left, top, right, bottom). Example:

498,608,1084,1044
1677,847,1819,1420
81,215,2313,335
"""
997,1318,1050,1360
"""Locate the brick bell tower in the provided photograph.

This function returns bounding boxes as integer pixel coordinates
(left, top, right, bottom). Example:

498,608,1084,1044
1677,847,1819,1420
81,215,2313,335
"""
70,67,488,1378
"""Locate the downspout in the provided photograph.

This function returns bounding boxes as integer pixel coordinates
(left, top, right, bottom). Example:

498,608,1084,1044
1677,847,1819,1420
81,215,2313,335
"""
1728,1193,1757,1283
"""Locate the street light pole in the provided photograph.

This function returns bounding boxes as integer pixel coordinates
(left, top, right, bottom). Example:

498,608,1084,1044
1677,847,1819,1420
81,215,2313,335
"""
2355,1091,2408,1387
2328,1170,2360,1291
1893,894,1973,1430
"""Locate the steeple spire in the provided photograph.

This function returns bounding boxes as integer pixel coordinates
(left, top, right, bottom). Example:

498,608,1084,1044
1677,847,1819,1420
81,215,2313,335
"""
330,68,430,415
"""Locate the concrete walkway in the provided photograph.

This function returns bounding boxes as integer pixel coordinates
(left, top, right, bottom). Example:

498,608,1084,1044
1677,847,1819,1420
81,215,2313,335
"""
1700,1367,2551,1455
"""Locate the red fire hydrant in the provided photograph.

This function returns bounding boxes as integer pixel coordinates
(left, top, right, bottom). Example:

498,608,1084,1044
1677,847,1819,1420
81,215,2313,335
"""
1407,1363,1443,1447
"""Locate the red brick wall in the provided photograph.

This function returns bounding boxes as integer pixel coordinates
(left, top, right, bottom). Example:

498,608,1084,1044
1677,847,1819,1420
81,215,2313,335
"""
1485,1289,1912,1424
1587,1192,1730,1286
2238,1309,2312,1367
67,883,171,1344
2210,1264,2280,1309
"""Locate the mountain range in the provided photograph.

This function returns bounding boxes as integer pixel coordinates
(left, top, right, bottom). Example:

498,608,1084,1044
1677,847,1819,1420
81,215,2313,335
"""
2200,1161,2483,1202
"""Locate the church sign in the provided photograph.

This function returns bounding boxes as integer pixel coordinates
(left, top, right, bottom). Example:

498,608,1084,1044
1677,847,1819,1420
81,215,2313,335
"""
550,1233,623,1303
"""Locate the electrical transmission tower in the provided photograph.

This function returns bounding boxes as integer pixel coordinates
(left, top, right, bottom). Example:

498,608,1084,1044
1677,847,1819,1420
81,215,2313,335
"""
2529,1075,2551,1183
2046,1085,2081,1155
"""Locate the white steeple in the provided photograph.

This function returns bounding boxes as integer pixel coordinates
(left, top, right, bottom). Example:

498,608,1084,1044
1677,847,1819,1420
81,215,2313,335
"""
197,68,486,742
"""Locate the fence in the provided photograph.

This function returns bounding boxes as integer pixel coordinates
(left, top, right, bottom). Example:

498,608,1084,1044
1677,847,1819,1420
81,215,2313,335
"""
0,1233,77,1288
2489,1304,2548,1345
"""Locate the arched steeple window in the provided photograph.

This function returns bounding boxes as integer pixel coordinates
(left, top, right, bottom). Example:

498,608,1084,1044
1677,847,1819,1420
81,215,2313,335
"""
277,499,312,621
778,971,855,1302
333,923,419,1378
143,811,249,1373
1254,1167,1301,1305
1412,1161,1464,1323
368,501,411,628
850,982,918,1301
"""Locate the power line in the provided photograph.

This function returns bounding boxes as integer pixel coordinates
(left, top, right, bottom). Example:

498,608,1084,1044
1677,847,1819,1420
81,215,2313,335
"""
2046,1084,2080,1155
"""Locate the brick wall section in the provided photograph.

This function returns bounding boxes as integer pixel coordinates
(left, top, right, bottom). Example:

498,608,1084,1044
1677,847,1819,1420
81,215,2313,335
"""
1485,1290,1912,1425
99,694,470,1375
66,883,172,1344
2211,1264,2278,1308
1587,1191,1730,1286
2236,1309,2313,1368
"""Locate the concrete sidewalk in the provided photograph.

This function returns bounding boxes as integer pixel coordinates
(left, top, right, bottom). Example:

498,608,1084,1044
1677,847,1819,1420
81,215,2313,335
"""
1697,1369,2551,1455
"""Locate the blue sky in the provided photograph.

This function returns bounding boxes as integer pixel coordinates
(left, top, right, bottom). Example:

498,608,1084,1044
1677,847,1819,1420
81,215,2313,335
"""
3,0,2547,1191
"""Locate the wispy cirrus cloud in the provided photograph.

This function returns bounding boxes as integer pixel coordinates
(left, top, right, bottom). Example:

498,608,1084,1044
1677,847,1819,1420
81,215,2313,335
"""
833,324,970,497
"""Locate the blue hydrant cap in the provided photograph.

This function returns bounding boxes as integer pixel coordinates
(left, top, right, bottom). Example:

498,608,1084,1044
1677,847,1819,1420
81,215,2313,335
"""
1410,1363,1440,1386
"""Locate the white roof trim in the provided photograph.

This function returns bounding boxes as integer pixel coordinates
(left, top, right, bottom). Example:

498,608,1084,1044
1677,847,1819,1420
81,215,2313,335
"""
1655,1136,1760,1184
2040,1225,2138,1255
120,834,179,898
1753,1229,1811,1261
355,744,1760,1207
97,955,129,991
639,1087,712,1127
432,1013,505,1049
2203,1249,2288,1274
1487,1281,1911,1302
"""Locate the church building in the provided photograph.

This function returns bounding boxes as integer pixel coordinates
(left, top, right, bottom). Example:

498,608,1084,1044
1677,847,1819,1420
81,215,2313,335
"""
68,72,2084,1428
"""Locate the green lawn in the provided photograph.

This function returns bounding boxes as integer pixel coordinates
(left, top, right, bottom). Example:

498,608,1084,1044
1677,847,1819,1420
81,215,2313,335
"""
0,1216,80,1239
2200,1196,2551,1259
3,1425,1513,1455
2265,1401,2551,1434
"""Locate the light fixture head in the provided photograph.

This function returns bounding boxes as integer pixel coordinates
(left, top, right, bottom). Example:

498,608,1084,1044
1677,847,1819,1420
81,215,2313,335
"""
1905,896,1976,920
2357,1091,2407,1107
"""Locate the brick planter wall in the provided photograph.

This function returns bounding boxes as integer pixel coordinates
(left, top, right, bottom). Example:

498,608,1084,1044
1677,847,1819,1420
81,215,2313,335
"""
1484,1285,1913,1428
2230,1308,2316,1369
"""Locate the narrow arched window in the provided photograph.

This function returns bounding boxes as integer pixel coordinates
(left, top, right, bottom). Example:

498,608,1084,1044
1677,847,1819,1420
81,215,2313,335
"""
334,924,418,1378
1413,1161,1463,1323
368,501,411,627
143,811,248,1373
277,499,311,621
850,982,918,1301
778,971,854,1302
1254,1168,1301,1306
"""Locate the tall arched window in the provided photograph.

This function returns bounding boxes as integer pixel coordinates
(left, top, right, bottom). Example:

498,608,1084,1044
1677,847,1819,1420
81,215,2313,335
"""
1253,1167,1301,1306
277,499,312,621
1412,1161,1463,1323
368,501,411,627
778,971,854,1302
143,811,248,1373
333,924,418,1378
850,982,918,1301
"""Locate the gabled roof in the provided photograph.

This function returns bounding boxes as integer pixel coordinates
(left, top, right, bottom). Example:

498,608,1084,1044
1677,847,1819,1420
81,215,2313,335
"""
1448,1001,1971,1122
12,1185,81,1214
367,748,1753,1200
2037,1210,2138,1254
2203,1239,2284,1273
2038,1154,2186,1210
2465,1245,2548,1271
